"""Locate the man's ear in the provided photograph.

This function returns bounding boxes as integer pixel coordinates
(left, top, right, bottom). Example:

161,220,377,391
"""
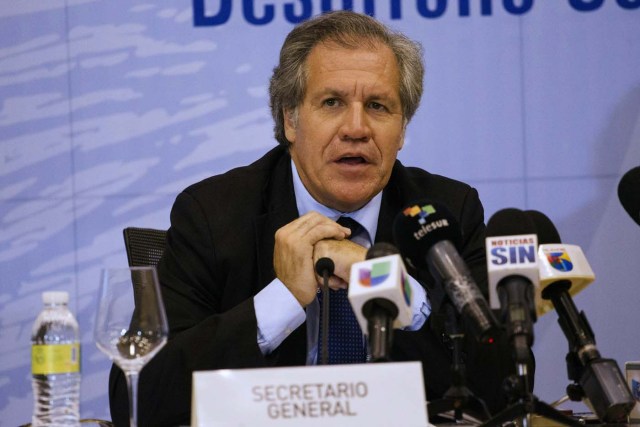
398,122,407,151
283,108,296,143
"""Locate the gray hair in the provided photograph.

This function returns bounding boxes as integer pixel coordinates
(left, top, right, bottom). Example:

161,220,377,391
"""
269,11,425,146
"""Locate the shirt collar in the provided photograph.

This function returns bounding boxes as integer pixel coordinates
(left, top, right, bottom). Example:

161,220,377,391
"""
291,159,381,243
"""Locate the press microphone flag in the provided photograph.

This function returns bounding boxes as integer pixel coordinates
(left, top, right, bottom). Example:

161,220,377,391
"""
525,210,596,317
485,208,539,365
393,200,498,344
537,243,595,316
485,210,539,311
348,253,413,334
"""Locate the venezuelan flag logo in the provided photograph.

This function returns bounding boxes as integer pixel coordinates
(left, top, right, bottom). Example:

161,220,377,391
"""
403,204,435,225
359,261,391,287
546,251,573,272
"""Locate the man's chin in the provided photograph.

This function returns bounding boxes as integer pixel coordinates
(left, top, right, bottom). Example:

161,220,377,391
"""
325,190,376,213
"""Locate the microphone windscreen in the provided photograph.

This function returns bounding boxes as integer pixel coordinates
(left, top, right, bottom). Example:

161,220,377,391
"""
315,257,335,276
485,208,539,311
393,200,461,270
524,210,562,244
366,242,398,260
618,166,640,227
486,208,536,237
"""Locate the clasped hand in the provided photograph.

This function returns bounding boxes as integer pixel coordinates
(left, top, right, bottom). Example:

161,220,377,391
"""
273,212,367,307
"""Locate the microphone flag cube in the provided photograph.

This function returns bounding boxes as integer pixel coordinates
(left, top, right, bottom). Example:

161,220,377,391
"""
537,243,595,316
348,254,413,334
486,234,539,310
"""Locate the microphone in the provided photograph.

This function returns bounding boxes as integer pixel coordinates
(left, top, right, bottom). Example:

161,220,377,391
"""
618,166,640,227
348,243,413,362
392,200,498,344
315,257,335,278
528,211,595,317
315,257,334,365
525,210,635,423
485,208,538,365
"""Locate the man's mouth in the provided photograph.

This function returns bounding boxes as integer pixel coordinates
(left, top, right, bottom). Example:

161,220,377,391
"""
336,156,367,165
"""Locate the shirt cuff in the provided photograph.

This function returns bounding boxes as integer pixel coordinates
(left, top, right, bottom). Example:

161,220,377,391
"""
255,278,306,355
407,274,430,331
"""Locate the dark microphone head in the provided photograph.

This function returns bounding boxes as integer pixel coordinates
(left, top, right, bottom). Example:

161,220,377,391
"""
524,210,562,244
315,257,334,276
618,166,640,227
366,242,398,260
486,208,536,237
392,200,461,270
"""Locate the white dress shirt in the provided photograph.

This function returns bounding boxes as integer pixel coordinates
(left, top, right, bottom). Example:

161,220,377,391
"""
254,160,430,363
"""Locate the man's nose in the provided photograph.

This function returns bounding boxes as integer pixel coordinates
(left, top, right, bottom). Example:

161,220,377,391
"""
339,104,371,142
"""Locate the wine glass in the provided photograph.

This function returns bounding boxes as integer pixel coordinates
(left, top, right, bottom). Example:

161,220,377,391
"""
94,266,168,427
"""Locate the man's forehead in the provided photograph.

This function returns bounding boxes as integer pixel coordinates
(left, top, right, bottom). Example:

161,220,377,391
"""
304,43,400,94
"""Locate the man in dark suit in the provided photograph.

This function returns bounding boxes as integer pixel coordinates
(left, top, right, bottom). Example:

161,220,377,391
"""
110,10,515,426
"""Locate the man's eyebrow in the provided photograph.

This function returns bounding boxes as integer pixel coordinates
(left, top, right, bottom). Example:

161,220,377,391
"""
313,87,397,100
314,87,348,97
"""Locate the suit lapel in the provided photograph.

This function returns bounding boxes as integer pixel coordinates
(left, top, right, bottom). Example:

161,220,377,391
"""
251,149,308,366
376,186,399,245
376,161,408,245
381,161,443,307
253,150,299,290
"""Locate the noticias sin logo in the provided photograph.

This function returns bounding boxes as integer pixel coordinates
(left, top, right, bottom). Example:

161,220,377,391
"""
489,237,536,266
358,261,391,287
545,251,574,272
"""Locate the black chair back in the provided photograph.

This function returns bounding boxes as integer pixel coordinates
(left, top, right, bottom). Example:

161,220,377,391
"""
122,227,167,267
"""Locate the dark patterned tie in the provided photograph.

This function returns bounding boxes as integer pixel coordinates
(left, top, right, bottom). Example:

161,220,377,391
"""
317,216,368,364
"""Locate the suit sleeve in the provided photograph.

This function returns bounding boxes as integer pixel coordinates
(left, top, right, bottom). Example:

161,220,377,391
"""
109,191,267,427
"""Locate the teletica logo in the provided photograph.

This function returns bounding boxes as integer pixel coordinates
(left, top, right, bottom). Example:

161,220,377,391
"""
490,245,536,265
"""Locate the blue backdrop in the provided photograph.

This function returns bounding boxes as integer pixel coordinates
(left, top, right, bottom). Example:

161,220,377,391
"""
1,0,639,424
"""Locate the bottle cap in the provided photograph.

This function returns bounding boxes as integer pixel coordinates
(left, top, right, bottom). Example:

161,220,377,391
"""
42,291,69,305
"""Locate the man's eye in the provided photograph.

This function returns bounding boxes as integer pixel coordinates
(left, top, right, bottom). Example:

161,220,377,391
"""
369,102,386,111
324,98,338,107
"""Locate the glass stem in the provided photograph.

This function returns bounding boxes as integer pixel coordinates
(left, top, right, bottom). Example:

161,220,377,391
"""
125,371,140,427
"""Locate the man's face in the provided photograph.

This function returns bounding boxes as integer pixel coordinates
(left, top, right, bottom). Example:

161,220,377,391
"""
285,41,405,213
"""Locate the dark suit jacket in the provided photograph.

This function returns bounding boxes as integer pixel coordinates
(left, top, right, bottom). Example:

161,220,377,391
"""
110,145,516,426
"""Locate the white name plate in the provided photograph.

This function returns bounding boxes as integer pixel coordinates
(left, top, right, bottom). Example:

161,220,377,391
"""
192,361,428,427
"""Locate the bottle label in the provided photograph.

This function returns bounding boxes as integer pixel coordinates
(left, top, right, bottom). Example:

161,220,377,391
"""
32,343,80,374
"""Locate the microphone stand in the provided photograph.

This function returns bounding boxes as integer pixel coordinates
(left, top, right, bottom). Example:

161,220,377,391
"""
364,300,397,362
480,278,583,427
543,280,635,423
315,258,335,366
427,301,491,424
480,367,583,427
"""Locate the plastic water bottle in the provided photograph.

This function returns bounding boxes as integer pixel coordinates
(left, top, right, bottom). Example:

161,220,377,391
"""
31,291,81,426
